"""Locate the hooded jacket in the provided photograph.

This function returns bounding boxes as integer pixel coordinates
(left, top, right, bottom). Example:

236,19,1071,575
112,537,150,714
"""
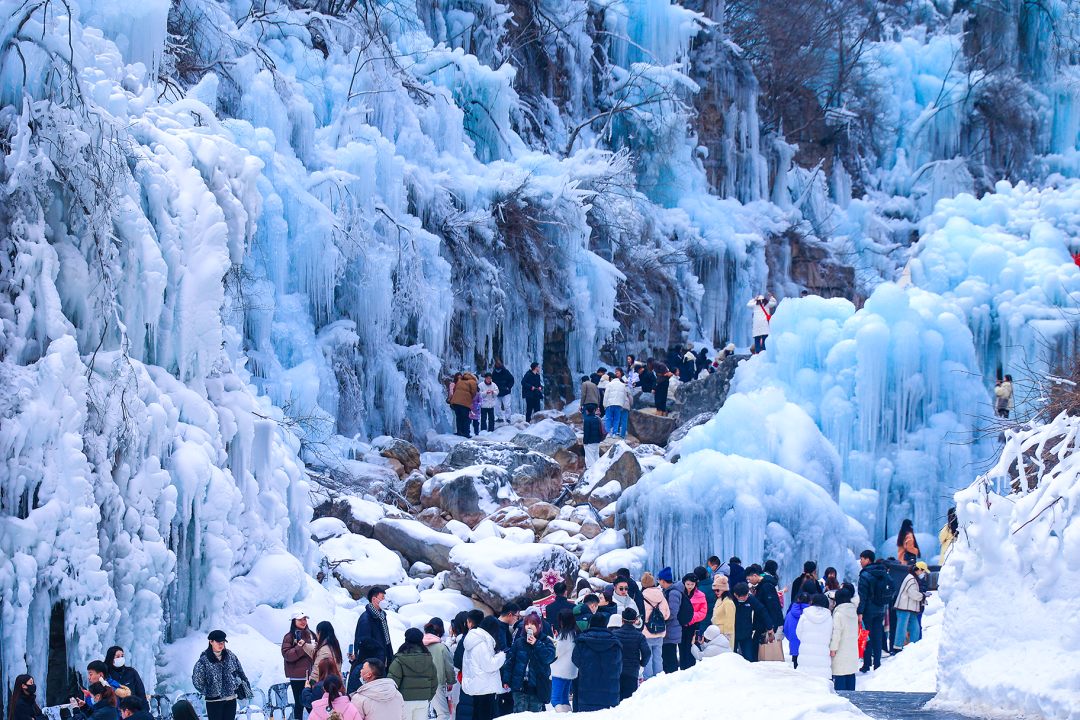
783,602,808,656
309,694,362,720
795,606,834,680
422,636,454,687
450,373,478,408
460,628,506,696
829,602,860,677
506,635,556,702
571,629,622,710
661,583,685,643
755,573,783,630
857,561,891,615
747,295,777,336
582,413,604,445
691,625,730,660
688,588,708,625
733,594,769,641
350,678,406,720
612,624,651,677
388,649,437,702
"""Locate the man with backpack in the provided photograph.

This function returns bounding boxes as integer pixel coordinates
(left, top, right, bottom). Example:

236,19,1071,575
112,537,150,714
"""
857,550,893,673
657,567,691,673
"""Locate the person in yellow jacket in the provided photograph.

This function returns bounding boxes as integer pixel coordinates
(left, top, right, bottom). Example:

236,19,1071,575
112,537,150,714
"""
711,575,735,648
940,507,958,561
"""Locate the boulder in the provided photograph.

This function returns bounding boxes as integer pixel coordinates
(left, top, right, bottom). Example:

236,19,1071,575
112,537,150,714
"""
421,464,518,528
513,419,578,455
628,409,677,446
385,458,406,478
571,443,642,504
487,506,533,530
311,496,387,537
372,437,422,475
435,441,563,502
404,471,426,505
417,507,448,530
673,354,746,418
373,517,463,573
579,521,602,539
588,480,622,509
319,533,408,600
527,502,559,521
444,537,580,608
531,518,550,534
530,409,567,423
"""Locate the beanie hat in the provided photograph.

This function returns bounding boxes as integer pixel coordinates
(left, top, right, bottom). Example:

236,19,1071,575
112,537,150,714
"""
640,572,656,588
657,567,674,584
607,614,623,628
713,574,729,594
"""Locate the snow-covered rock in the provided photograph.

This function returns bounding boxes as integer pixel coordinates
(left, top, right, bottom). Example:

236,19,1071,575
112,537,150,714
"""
373,517,463,573
433,440,563,501
421,464,518,527
319,533,408,599
443,537,580,607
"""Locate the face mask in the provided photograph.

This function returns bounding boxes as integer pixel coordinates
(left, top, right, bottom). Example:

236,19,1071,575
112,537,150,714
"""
24,686,35,696
113,657,125,668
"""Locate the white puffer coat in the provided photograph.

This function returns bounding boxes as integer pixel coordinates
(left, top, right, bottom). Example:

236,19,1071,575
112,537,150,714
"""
461,629,506,696
747,295,777,337
795,605,834,680
829,602,860,677
603,378,627,409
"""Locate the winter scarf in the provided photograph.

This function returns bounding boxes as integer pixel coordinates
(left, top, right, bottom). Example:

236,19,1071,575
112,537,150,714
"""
367,603,392,649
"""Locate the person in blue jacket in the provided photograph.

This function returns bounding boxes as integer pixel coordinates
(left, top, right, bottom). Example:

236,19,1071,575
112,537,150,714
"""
506,615,556,712
783,592,813,669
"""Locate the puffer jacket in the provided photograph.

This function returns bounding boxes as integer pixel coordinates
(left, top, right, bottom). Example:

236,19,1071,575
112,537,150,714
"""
691,625,730,660
506,635,556,703
894,573,925,613
450,373,478,408
755,573,783,630
309,694,361,720
192,649,249,700
388,649,437,702
423,635,455,687
662,584,685,644
282,629,316,679
784,602,808,656
747,295,777,336
479,380,501,409
795,606,834,680
460,628,506,696
571,629,622,710
611,625,650,677
711,595,735,645
350,679,406,720
603,378,627,409
640,587,670,640
829,602,860,677
688,589,707,624
858,561,891,615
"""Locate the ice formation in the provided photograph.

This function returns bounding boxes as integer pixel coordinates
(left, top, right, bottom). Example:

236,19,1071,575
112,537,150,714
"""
937,413,1080,718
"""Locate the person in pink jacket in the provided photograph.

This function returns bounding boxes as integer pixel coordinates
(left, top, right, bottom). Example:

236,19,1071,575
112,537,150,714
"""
638,573,670,680
683,575,708,669
308,676,361,720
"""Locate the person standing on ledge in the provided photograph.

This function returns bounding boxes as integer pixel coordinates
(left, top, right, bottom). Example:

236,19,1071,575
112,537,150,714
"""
491,359,515,425
521,362,543,422
747,293,777,354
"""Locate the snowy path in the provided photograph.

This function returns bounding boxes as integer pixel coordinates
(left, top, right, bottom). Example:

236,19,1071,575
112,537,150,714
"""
842,693,981,720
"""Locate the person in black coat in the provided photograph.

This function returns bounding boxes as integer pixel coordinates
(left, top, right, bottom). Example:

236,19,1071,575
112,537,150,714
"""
545,583,574,624
638,362,656,394
521,363,543,422
857,550,891,672
611,610,650,700
105,647,148,711
9,675,44,720
731,583,769,662
353,587,394,665
747,562,783,631
491,360,515,424
571,615,623,711
728,557,746,590
506,616,557,712
451,622,474,720
118,696,153,720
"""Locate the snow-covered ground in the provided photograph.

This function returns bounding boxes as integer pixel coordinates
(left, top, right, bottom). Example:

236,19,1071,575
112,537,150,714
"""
860,595,943,693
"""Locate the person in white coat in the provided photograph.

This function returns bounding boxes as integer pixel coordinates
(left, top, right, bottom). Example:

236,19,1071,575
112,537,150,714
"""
690,625,730,660
747,294,777,354
829,587,859,691
602,374,628,438
795,595,834,681
893,565,926,650
461,613,506,720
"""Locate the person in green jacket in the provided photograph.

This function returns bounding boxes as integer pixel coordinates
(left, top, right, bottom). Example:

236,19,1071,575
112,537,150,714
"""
388,629,438,720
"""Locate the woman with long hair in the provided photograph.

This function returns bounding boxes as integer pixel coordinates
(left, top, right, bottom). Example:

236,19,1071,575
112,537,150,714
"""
462,611,507,720
897,518,921,565
893,564,927,650
9,675,44,720
307,675,358,720
192,630,250,720
309,621,343,684
507,615,556,713
282,612,315,720
301,657,342,711
549,609,579,713
79,683,118,720
823,567,840,592
104,647,147,710
830,587,859,691
171,700,199,720
389,628,437,720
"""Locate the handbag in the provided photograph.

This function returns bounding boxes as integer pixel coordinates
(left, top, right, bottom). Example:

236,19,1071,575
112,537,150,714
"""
857,622,869,659
235,671,252,701
758,637,785,662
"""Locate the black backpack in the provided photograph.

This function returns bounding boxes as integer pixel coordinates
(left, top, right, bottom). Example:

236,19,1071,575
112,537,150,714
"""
871,569,895,607
665,587,693,626
645,599,667,634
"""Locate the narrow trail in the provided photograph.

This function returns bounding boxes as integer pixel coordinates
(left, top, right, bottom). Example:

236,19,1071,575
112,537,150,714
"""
842,692,982,720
